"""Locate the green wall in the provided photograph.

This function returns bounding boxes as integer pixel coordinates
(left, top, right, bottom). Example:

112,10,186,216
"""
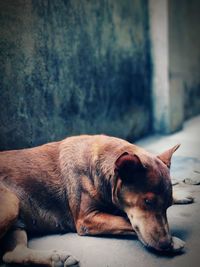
169,0,200,120
0,0,152,150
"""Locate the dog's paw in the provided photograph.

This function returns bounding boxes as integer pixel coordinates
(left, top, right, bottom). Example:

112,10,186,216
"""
171,236,185,253
51,251,79,267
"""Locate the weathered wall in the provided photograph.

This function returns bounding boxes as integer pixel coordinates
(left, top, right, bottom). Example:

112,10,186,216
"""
0,0,152,150
169,0,200,120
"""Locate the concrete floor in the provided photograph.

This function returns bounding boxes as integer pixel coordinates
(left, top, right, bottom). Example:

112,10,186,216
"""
5,116,200,267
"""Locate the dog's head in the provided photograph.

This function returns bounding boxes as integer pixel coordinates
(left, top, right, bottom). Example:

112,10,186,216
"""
113,145,180,252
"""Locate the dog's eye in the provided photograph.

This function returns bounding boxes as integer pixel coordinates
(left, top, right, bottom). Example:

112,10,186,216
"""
144,198,155,207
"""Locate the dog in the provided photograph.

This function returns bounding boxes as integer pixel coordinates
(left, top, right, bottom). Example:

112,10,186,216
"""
0,134,193,266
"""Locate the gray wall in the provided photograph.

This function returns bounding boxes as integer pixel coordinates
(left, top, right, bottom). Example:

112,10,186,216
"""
169,0,200,120
0,0,152,150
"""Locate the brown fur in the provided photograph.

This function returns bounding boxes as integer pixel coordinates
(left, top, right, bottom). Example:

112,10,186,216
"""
0,135,186,266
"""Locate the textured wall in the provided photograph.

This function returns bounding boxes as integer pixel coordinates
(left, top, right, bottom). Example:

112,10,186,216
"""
169,0,200,120
0,0,152,150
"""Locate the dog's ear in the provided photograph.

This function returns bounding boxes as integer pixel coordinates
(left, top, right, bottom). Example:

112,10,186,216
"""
115,152,146,182
157,144,180,168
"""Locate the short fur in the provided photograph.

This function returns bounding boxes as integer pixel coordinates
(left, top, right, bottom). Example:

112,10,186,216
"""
0,135,191,266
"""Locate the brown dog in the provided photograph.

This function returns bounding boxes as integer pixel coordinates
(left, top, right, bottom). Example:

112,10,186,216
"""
0,135,192,266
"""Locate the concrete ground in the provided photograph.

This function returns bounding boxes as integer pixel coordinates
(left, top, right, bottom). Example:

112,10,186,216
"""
5,116,200,267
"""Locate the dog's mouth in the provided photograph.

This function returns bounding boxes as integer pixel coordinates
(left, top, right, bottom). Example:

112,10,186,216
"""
134,227,149,247
135,228,173,253
126,211,173,253
134,228,151,248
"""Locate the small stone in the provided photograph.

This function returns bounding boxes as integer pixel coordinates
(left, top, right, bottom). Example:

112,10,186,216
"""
183,177,200,185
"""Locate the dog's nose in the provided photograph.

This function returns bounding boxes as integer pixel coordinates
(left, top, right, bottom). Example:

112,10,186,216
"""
158,239,172,251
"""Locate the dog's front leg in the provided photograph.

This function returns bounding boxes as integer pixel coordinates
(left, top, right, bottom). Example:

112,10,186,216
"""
2,229,79,266
76,211,136,236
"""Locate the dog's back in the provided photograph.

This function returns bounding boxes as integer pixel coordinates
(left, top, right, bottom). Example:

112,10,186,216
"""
0,135,137,235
